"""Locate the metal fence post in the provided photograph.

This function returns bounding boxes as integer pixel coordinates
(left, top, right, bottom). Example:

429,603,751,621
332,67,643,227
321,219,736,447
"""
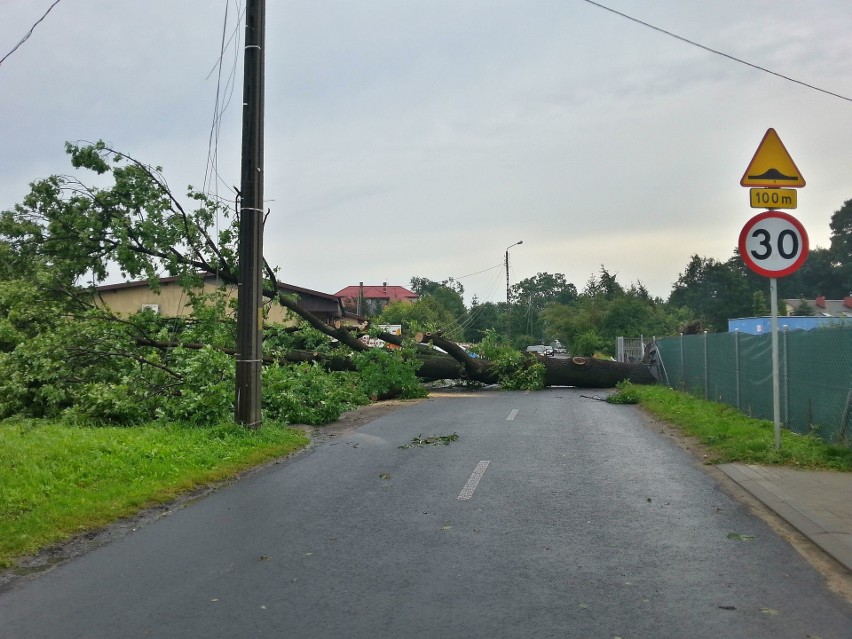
734,329,740,410
782,325,789,427
703,330,708,399
679,332,684,389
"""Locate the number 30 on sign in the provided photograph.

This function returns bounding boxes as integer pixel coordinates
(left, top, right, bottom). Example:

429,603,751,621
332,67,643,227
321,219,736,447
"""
739,211,809,278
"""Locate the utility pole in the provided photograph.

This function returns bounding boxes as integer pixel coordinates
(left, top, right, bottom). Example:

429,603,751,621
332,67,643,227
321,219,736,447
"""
505,240,523,339
235,0,265,428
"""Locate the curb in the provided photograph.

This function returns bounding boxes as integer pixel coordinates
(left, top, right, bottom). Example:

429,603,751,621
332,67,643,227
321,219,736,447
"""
718,463,852,572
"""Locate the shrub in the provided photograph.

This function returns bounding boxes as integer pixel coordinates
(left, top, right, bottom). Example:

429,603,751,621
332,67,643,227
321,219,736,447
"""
471,330,545,391
352,347,428,400
606,380,640,404
262,362,368,425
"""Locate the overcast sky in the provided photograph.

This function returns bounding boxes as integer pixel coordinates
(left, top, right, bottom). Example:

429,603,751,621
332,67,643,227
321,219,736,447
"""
1,0,850,303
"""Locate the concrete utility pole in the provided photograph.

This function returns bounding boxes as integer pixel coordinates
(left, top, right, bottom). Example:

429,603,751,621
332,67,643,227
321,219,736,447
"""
505,240,523,339
235,0,266,428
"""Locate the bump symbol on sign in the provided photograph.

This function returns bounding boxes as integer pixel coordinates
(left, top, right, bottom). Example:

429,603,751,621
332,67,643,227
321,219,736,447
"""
740,128,805,188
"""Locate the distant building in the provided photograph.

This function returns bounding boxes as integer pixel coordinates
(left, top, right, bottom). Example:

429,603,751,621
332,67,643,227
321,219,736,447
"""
728,295,852,334
95,272,348,327
783,295,852,318
334,282,419,316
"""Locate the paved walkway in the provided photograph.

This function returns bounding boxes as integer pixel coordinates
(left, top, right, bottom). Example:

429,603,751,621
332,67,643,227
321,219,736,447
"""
718,463,852,571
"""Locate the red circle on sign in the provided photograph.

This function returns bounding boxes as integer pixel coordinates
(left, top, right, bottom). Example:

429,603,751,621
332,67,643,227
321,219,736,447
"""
738,211,809,278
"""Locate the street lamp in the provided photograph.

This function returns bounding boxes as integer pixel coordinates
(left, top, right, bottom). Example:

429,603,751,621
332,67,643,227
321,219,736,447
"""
505,240,523,339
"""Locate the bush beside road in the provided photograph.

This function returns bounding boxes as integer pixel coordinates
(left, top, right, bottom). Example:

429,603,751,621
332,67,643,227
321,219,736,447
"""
624,384,852,471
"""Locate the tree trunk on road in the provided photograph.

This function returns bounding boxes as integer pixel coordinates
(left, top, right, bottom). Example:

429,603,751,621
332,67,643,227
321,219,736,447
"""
414,331,653,388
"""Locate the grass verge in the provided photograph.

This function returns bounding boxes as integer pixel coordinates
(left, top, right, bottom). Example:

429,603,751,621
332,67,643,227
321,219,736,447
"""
0,419,309,568
622,384,852,471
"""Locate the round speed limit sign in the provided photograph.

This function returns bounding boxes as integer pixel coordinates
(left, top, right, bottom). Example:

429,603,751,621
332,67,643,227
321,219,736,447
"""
739,211,809,277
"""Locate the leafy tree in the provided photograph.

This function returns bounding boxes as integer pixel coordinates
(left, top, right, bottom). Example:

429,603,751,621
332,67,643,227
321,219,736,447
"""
599,293,652,339
792,298,814,316
0,142,402,426
376,296,463,340
829,199,852,267
263,363,368,424
776,247,844,300
404,276,466,333
0,142,238,287
352,347,429,400
582,266,624,300
541,269,688,356
470,329,544,390
409,276,464,298
752,291,770,316
572,330,606,357
463,298,502,343
511,272,578,307
508,272,579,345
668,255,752,331
424,287,466,322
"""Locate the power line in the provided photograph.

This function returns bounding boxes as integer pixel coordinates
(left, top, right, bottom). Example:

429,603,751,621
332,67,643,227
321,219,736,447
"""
582,0,852,103
454,263,502,279
0,0,63,67
204,1,244,199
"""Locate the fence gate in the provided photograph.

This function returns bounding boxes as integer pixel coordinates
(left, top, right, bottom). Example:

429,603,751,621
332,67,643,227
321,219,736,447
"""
616,336,646,363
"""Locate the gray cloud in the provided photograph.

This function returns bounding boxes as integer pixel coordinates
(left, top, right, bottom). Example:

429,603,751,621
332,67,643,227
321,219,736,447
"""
1,0,850,303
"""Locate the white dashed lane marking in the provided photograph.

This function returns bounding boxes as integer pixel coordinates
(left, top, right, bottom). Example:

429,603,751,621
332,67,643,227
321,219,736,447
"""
457,461,491,501
506,409,518,421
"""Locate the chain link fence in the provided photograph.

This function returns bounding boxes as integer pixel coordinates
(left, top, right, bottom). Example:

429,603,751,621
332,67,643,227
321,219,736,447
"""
652,327,851,444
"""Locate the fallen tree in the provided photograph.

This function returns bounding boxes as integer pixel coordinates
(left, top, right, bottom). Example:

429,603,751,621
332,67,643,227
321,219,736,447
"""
2,141,654,396
136,316,654,389
251,297,656,388
412,331,654,388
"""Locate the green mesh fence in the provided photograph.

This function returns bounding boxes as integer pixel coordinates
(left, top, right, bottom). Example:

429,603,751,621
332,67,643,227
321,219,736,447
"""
654,327,851,443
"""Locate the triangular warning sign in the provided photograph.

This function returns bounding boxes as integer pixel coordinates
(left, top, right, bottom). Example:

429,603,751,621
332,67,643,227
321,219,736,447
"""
740,128,805,187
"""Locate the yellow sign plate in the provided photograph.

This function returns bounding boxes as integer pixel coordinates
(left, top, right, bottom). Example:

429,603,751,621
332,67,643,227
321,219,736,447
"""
749,188,797,209
740,128,805,188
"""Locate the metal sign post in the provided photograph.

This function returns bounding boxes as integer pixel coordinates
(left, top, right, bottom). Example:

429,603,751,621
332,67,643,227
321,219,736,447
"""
739,211,808,450
769,277,781,450
739,125,808,450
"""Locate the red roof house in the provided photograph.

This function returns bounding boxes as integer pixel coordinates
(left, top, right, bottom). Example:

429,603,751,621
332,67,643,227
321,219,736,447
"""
334,282,419,316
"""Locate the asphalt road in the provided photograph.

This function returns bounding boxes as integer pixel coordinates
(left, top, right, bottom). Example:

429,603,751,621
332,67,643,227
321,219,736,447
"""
1,388,850,638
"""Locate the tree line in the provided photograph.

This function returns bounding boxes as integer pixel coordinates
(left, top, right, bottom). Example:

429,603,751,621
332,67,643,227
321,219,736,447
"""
376,269,683,356
376,201,850,354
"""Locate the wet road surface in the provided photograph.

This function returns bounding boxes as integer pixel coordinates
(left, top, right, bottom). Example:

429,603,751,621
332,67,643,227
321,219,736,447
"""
1,388,850,638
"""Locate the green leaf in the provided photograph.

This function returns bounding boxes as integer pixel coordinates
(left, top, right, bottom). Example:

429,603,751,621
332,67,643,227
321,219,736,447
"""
727,532,756,541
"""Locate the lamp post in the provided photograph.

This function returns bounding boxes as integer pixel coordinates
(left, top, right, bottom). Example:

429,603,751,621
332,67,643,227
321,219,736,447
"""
505,240,523,339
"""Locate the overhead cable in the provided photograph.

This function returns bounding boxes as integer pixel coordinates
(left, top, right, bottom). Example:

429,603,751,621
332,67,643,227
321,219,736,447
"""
0,0,63,67
582,0,852,103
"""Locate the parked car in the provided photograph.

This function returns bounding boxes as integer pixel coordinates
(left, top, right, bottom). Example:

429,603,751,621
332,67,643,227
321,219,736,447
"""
525,345,553,356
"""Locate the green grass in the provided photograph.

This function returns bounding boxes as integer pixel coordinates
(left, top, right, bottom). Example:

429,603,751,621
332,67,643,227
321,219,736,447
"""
627,384,852,471
0,419,309,568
